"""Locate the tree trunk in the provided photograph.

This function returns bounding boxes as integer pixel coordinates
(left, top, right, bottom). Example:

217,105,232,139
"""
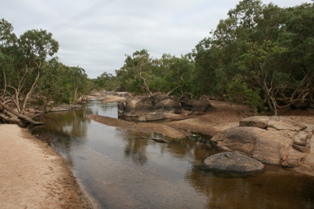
21,71,40,114
0,102,44,127
139,71,152,96
262,81,277,115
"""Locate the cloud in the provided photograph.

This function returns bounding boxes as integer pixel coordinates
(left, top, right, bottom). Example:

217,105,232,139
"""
0,0,311,78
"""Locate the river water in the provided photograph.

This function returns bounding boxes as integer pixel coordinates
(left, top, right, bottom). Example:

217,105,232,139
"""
31,100,314,209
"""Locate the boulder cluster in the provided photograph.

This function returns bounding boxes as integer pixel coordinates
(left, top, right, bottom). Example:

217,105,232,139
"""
202,116,313,174
118,93,214,121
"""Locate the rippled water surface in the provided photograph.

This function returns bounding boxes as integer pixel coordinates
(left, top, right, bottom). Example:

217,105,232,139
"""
32,101,314,209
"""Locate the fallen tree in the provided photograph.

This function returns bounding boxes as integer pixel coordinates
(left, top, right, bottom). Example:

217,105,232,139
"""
0,100,44,127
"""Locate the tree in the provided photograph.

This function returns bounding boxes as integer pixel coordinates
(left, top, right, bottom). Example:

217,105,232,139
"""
37,59,89,106
0,19,58,126
192,0,314,113
159,54,193,96
227,77,264,114
116,49,153,94
115,49,194,96
93,72,118,91
237,40,288,115
278,3,314,109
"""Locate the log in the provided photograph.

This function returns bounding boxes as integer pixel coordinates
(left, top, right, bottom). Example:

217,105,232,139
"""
0,102,44,127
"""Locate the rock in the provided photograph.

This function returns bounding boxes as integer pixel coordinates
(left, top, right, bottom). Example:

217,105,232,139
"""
291,131,311,153
151,92,170,104
179,97,214,112
267,116,307,131
252,130,292,165
154,99,182,114
239,116,270,129
293,131,311,146
212,127,292,165
118,93,182,119
138,113,164,122
211,127,263,154
211,116,312,167
113,86,125,92
202,151,265,173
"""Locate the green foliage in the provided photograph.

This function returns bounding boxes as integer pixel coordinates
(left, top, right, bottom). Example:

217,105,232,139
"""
227,78,264,113
3,0,310,115
190,0,314,113
114,50,194,96
0,19,90,112
93,72,118,91
37,59,89,104
100,0,313,115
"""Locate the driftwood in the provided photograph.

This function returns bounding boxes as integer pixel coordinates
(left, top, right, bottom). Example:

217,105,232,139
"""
0,101,44,127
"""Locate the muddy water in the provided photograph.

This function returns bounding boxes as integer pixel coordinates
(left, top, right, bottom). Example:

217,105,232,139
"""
32,101,314,209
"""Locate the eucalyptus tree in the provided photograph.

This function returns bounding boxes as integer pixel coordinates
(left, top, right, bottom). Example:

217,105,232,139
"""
94,72,118,91
192,0,314,114
0,18,58,125
37,59,89,106
116,49,153,94
278,3,314,109
115,49,194,96
158,54,193,96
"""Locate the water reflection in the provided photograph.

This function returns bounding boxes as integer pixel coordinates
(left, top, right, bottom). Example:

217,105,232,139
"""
31,101,314,209
186,166,314,209
123,133,149,165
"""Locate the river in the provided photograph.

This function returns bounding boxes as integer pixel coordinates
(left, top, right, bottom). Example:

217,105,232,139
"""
31,100,314,209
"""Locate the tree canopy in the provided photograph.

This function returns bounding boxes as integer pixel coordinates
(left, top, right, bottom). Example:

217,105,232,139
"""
97,0,313,115
0,18,91,126
1,0,313,124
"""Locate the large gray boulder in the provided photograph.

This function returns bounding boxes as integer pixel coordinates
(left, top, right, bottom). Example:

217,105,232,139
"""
202,151,265,173
211,116,312,167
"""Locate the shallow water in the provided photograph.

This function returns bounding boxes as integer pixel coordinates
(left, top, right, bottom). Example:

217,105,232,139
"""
32,101,314,209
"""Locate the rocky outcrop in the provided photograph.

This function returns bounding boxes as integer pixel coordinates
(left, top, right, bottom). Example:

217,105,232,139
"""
118,93,215,121
118,93,182,121
211,116,312,167
202,151,265,173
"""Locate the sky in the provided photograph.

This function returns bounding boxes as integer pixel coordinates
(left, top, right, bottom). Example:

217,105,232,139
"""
0,0,311,78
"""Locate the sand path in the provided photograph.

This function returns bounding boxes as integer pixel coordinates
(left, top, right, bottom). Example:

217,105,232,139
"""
0,124,93,209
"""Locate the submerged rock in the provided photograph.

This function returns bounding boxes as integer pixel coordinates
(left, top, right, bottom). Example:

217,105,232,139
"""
202,151,265,173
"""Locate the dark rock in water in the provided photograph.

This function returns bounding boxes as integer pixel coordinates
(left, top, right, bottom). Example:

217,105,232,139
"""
202,151,265,173
151,138,169,143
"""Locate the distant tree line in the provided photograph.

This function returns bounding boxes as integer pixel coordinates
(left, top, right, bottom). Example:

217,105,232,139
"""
95,0,314,115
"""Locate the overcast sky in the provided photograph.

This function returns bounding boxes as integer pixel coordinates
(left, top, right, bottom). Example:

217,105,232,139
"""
1,0,311,78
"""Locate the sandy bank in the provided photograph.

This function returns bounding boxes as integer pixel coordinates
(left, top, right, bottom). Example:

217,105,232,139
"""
0,124,93,209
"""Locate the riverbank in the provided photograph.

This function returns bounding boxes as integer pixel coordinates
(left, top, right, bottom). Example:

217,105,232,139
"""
0,124,93,209
94,98,314,176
